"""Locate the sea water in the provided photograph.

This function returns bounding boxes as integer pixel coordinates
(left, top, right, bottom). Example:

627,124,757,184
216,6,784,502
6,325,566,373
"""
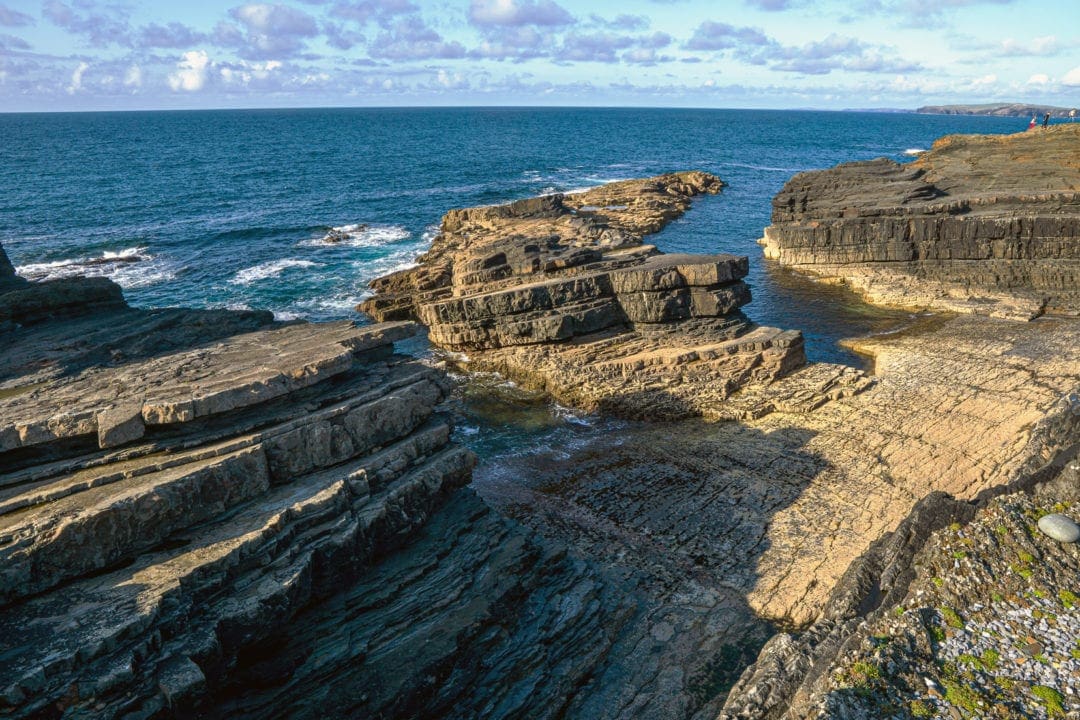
0,107,1025,456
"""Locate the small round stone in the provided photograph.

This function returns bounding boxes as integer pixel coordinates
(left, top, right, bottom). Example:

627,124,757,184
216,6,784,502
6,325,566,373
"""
1037,513,1080,543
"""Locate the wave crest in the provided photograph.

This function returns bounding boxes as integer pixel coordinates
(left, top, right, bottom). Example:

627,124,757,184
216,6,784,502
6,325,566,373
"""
231,259,320,285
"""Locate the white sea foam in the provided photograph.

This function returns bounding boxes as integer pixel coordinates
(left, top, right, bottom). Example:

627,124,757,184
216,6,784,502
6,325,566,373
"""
292,292,365,317
15,246,177,289
230,259,320,285
553,403,594,427
904,148,926,156
301,223,411,248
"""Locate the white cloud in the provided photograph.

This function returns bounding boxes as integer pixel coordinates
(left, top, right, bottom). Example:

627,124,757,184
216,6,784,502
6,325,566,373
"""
66,61,88,94
168,50,210,92
1063,66,1080,86
124,64,142,88
1026,73,1049,85
219,59,282,86
436,69,466,88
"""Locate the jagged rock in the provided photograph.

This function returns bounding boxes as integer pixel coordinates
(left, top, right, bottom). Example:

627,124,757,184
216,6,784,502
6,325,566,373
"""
760,125,1080,319
0,243,24,293
0,248,779,719
1036,512,1080,542
729,462,1080,719
360,172,807,419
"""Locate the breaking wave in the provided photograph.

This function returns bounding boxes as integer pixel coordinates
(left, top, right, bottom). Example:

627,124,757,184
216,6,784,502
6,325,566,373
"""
15,246,177,289
231,259,320,285
301,223,411,248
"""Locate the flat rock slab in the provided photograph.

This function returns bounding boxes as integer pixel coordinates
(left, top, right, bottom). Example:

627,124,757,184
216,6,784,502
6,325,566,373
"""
475,314,1080,628
0,318,417,451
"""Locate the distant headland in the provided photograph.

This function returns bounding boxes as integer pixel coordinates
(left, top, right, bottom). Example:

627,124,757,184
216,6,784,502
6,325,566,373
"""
917,102,1076,118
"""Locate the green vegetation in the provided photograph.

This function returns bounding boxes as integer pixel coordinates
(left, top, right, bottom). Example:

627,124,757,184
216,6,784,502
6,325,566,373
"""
909,699,935,718
995,524,1009,535
980,648,1000,670
929,624,947,643
1031,685,1065,717
1058,589,1078,609
1010,564,1034,579
942,679,982,713
952,551,968,559
949,522,963,532
991,592,1004,603
1018,550,1036,564
932,576,945,587
850,661,881,681
941,606,965,629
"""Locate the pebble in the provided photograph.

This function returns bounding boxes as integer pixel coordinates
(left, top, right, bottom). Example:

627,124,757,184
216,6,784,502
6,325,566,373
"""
1037,513,1080,543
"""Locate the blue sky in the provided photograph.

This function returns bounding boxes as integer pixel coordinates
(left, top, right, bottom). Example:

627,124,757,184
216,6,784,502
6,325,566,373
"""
1,0,1078,111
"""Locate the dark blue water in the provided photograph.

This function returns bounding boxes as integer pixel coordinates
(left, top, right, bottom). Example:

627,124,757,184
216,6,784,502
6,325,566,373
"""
2,107,1023,360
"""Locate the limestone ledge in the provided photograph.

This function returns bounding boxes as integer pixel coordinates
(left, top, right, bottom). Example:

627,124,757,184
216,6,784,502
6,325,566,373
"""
361,172,809,420
0,267,492,718
760,125,1080,319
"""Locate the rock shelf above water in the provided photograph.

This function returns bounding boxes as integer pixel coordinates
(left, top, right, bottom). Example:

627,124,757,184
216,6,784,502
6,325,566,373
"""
361,171,810,419
760,124,1080,319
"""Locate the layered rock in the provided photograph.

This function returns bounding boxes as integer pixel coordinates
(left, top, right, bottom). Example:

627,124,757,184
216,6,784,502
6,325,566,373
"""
0,254,781,719
0,265,491,716
476,314,1080,640
760,124,1080,319
361,172,808,419
721,454,1080,720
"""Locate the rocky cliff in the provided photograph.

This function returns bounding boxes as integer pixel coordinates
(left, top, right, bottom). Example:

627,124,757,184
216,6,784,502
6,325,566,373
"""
0,253,786,719
361,172,809,419
760,124,1080,319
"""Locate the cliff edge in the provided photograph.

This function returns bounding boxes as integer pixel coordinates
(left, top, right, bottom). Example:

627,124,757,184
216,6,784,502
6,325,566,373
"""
760,124,1080,319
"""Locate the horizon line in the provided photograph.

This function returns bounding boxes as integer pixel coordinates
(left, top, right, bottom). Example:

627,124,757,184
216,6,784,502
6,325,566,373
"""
0,103,1027,116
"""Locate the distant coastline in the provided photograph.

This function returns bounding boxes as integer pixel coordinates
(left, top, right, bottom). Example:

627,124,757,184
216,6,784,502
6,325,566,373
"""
916,102,1076,118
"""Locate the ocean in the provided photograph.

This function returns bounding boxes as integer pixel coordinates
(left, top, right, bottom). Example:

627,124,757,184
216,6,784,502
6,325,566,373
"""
1,107,1025,455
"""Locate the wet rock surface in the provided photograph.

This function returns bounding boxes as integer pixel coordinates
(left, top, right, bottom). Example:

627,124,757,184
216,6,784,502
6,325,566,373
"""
760,125,1080,319
361,172,808,419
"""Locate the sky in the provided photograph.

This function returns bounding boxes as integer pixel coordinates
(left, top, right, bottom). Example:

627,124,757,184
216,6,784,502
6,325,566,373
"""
0,0,1078,111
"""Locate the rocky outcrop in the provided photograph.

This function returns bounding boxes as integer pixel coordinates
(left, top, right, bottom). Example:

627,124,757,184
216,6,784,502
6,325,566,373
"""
361,172,809,419
0,263,489,716
720,453,1080,720
0,253,783,719
476,314,1080,637
760,125,1080,319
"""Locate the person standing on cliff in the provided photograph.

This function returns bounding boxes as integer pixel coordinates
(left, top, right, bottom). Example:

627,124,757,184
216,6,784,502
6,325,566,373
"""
1028,115,1038,130
1042,112,1051,128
